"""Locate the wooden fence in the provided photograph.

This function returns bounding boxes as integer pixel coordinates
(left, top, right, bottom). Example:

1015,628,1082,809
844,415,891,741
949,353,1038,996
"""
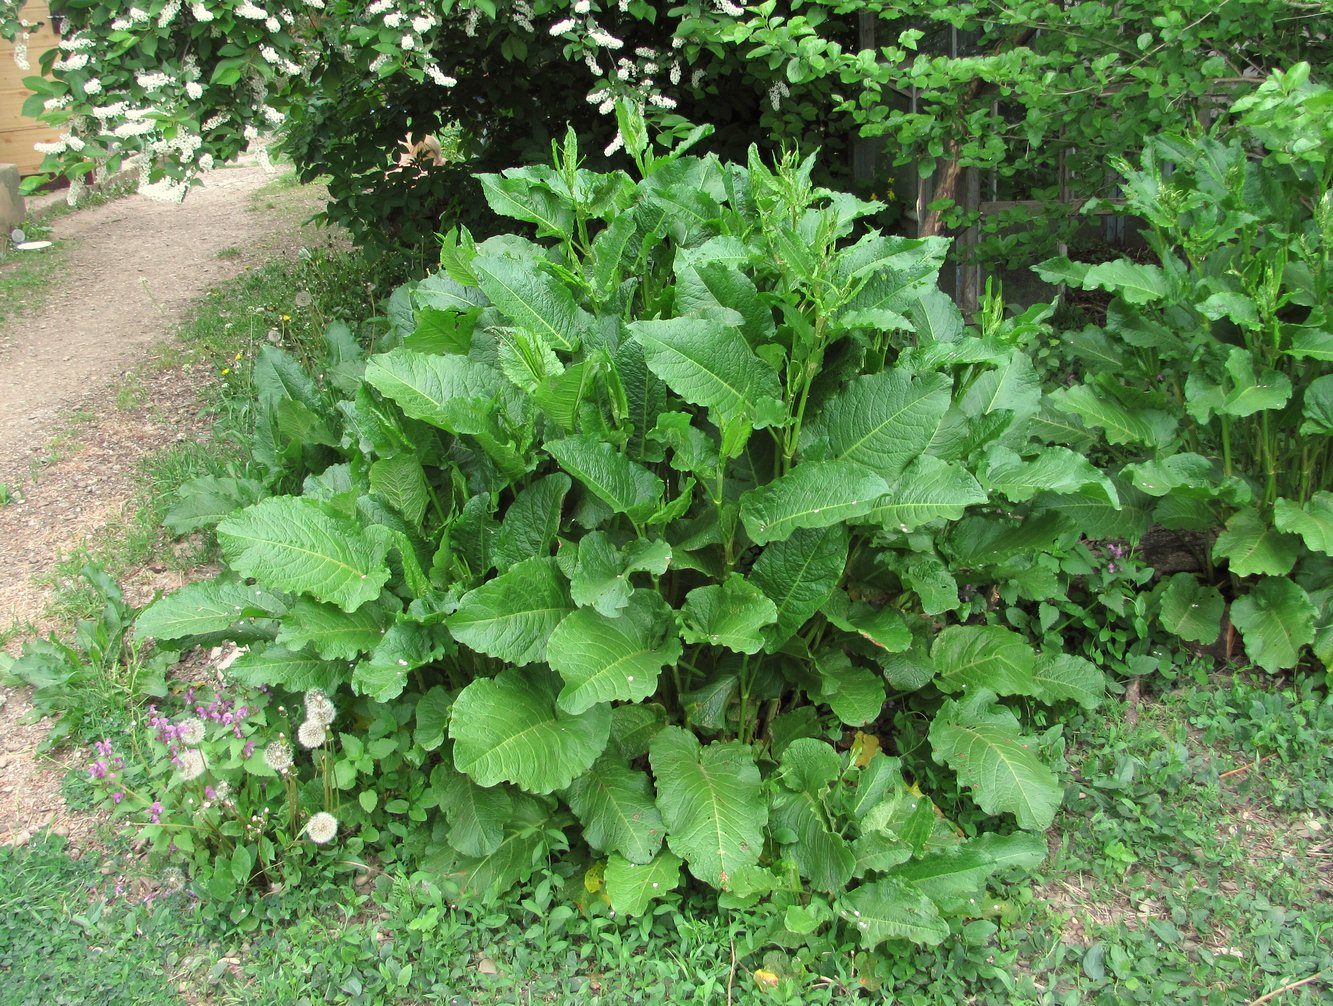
0,1,61,174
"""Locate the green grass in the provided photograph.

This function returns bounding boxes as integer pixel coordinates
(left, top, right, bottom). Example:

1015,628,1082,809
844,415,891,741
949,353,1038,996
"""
0,239,66,329
0,670,1322,1006
0,834,193,1006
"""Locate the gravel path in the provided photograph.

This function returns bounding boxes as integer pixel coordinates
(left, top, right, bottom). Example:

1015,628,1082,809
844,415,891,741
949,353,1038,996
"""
0,163,332,848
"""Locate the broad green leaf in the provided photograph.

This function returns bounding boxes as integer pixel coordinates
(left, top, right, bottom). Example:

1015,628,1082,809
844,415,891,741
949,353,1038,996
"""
888,847,997,913
629,317,783,427
450,667,611,794
771,788,856,893
1230,578,1316,673
823,593,912,653
958,349,1041,421
817,653,887,727
1030,653,1104,709
605,703,668,761
448,808,548,897
364,348,506,433
570,534,673,617
1212,508,1299,577
932,625,1036,697
970,831,1047,871
851,832,913,876
163,475,268,534
253,344,321,413
1274,493,1333,555
353,622,451,702
840,878,949,948
1032,485,1151,543
1287,327,1333,362
740,461,890,545
276,597,389,660
1186,348,1292,421
444,493,497,580
860,787,936,856
750,525,848,651
880,628,936,692
447,557,572,666
1048,383,1171,446
549,591,682,714
589,209,640,302
431,763,512,857
907,288,964,343
809,371,951,478
650,727,766,889
902,556,960,615
981,445,1118,505
414,687,452,751
493,473,570,572
1081,260,1171,304
473,255,588,351
1032,256,1089,288
680,575,778,654
604,850,682,916
136,580,285,642
1299,375,1333,435
617,339,668,460
867,456,987,532
413,270,486,312
1157,573,1225,644
565,759,666,863
478,170,573,239
675,260,774,346
218,497,390,613
227,644,346,692
650,413,721,480
546,435,663,523
779,738,842,796
497,327,564,392
928,689,1062,830
369,456,429,528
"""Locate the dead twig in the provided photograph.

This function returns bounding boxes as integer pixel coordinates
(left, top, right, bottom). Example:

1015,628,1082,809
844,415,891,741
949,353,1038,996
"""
1247,970,1326,1006
1124,677,1140,729
1220,754,1277,780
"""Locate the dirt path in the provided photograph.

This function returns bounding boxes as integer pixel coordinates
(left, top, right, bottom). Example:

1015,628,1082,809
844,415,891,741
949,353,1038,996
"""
0,162,333,847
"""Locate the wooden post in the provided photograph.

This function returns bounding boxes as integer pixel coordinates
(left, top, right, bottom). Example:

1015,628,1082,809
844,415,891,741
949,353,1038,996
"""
959,165,981,317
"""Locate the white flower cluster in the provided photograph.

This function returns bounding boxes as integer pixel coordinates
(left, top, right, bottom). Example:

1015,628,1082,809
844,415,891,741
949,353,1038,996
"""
296,688,336,748
54,51,89,71
136,70,171,90
305,811,338,844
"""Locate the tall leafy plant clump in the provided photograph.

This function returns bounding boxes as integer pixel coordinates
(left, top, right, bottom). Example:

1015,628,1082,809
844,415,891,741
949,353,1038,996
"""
1037,66,1333,675
137,116,1113,949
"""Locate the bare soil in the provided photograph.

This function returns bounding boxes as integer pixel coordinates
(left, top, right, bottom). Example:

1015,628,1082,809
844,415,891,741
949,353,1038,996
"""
0,162,333,848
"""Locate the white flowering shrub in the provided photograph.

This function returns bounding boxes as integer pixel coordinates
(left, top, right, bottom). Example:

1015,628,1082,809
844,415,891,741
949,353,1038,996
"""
1,0,853,236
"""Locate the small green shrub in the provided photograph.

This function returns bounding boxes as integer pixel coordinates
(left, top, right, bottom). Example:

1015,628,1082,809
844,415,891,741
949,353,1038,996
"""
0,566,168,749
1038,67,1333,676
137,114,1121,950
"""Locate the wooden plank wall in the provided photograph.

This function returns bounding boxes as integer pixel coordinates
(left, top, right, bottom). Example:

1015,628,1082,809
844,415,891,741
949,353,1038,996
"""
0,1,61,174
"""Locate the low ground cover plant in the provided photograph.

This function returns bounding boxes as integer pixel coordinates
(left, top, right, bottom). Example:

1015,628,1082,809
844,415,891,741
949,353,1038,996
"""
128,113,1127,954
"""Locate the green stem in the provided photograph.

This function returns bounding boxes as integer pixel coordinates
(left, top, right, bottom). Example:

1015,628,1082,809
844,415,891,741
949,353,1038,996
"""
737,653,752,745
1261,410,1277,508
